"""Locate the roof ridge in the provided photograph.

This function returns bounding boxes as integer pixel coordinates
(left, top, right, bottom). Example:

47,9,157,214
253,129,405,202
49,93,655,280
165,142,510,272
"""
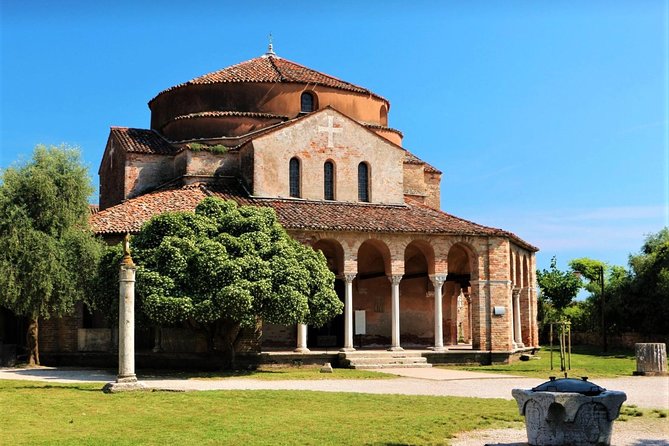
267,55,287,82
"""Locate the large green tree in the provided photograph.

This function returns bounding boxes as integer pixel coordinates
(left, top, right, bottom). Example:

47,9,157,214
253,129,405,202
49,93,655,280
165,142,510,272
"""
607,228,669,334
94,197,343,363
0,145,103,365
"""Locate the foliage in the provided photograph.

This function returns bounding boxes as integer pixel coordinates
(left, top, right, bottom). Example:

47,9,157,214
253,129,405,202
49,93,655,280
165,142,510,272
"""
536,256,581,314
0,381,523,445
188,142,228,154
0,145,103,364
606,228,669,334
93,197,342,353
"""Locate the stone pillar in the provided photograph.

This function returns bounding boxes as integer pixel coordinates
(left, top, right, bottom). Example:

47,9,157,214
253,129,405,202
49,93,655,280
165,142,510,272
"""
103,238,145,393
294,324,310,353
633,343,668,376
341,274,356,352
430,275,447,351
388,274,403,351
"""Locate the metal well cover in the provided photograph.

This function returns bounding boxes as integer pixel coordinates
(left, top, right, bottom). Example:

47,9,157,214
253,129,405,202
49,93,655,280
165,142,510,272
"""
531,377,606,396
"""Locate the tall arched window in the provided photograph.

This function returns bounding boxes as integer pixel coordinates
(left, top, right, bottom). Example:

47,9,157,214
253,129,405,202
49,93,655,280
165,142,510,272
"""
324,161,335,200
380,105,388,125
301,92,315,113
358,162,369,202
289,157,301,198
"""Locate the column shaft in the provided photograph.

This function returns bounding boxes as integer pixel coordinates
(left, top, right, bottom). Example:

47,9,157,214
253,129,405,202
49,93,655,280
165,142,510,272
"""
388,275,403,351
342,274,356,351
294,324,310,353
118,264,137,382
431,275,447,351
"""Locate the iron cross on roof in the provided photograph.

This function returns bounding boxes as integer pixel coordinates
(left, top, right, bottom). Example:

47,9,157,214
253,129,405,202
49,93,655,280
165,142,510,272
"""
318,116,342,148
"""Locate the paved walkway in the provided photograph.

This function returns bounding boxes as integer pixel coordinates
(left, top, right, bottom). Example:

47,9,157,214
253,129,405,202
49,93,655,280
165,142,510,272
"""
1,366,667,410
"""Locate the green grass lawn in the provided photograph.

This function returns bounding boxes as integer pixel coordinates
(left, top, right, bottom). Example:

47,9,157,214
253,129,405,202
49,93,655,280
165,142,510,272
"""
0,380,522,445
140,365,394,381
440,345,642,378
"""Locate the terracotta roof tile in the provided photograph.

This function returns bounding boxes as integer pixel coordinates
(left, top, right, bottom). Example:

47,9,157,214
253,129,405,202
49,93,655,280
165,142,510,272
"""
170,111,288,122
110,127,178,155
150,55,388,105
91,180,536,251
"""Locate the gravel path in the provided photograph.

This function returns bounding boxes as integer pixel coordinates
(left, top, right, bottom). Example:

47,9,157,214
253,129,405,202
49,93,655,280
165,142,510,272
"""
2,366,667,444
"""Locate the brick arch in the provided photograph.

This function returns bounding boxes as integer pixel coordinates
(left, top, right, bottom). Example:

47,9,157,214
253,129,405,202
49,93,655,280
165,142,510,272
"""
404,239,435,276
446,241,479,282
357,238,392,277
313,238,345,276
522,254,530,288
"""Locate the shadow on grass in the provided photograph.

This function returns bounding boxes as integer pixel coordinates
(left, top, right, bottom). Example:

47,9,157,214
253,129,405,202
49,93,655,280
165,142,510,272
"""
8,383,101,392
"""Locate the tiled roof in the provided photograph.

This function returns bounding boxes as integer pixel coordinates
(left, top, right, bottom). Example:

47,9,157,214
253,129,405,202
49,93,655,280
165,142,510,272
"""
110,127,178,155
150,55,388,105
363,123,404,138
403,151,441,174
90,180,537,251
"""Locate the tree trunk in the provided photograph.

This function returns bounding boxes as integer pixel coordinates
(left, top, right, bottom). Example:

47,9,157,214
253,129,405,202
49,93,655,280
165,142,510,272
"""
27,316,39,366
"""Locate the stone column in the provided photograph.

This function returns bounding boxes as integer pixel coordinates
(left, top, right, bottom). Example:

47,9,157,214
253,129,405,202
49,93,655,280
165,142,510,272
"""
341,274,356,352
388,274,403,351
430,275,447,351
294,324,310,353
103,237,145,393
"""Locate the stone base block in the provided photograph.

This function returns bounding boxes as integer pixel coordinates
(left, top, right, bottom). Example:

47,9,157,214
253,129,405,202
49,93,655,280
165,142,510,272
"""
102,380,147,393
387,346,404,352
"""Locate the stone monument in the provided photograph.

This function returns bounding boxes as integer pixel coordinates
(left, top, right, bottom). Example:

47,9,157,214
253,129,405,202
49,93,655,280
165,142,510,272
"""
103,234,146,393
633,343,667,376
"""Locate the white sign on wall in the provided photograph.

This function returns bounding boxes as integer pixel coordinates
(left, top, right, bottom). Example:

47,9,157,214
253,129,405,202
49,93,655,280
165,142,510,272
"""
354,310,366,335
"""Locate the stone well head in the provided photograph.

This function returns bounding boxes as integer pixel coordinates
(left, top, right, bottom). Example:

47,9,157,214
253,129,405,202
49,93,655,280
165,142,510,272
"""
512,377,626,446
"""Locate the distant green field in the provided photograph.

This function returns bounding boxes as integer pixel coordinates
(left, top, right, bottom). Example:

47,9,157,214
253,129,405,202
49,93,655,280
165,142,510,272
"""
0,380,521,445
440,345,641,378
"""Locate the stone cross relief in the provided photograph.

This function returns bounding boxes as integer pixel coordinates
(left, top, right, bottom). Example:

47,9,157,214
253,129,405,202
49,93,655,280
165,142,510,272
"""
318,115,342,148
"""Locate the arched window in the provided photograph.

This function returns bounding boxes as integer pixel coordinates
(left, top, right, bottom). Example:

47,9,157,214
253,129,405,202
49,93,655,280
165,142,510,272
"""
324,161,335,200
358,162,369,202
301,92,315,113
289,157,301,198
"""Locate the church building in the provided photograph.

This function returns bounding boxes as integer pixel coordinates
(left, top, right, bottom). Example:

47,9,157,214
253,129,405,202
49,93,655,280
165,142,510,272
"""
41,46,539,365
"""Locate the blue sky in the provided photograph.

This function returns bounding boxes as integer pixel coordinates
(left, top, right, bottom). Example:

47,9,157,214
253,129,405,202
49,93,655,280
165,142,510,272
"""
1,1,667,273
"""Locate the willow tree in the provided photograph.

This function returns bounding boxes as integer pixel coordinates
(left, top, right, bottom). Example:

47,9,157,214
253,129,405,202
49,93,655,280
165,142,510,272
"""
0,145,102,365
94,197,342,363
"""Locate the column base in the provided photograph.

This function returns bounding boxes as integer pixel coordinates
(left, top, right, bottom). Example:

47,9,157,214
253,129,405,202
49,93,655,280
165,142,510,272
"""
102,380,147,393
293,347,311,354
429,346,447,352
387,346,404,352
339,347,356,352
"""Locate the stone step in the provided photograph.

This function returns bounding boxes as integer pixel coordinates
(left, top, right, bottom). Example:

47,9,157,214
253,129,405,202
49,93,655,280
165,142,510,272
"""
344,357,429,365
338,351,426,359
350,363,432,369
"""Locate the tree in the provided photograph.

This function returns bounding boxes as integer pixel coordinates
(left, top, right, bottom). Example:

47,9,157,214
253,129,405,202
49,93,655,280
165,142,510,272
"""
0,145,103,365
93,197,343,364
536,256,581,314
607,228,669,334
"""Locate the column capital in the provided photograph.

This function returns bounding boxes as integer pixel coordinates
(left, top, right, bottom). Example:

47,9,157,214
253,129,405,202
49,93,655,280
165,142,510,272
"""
429,274,448,286
344,273,357,283
388,274,403,285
